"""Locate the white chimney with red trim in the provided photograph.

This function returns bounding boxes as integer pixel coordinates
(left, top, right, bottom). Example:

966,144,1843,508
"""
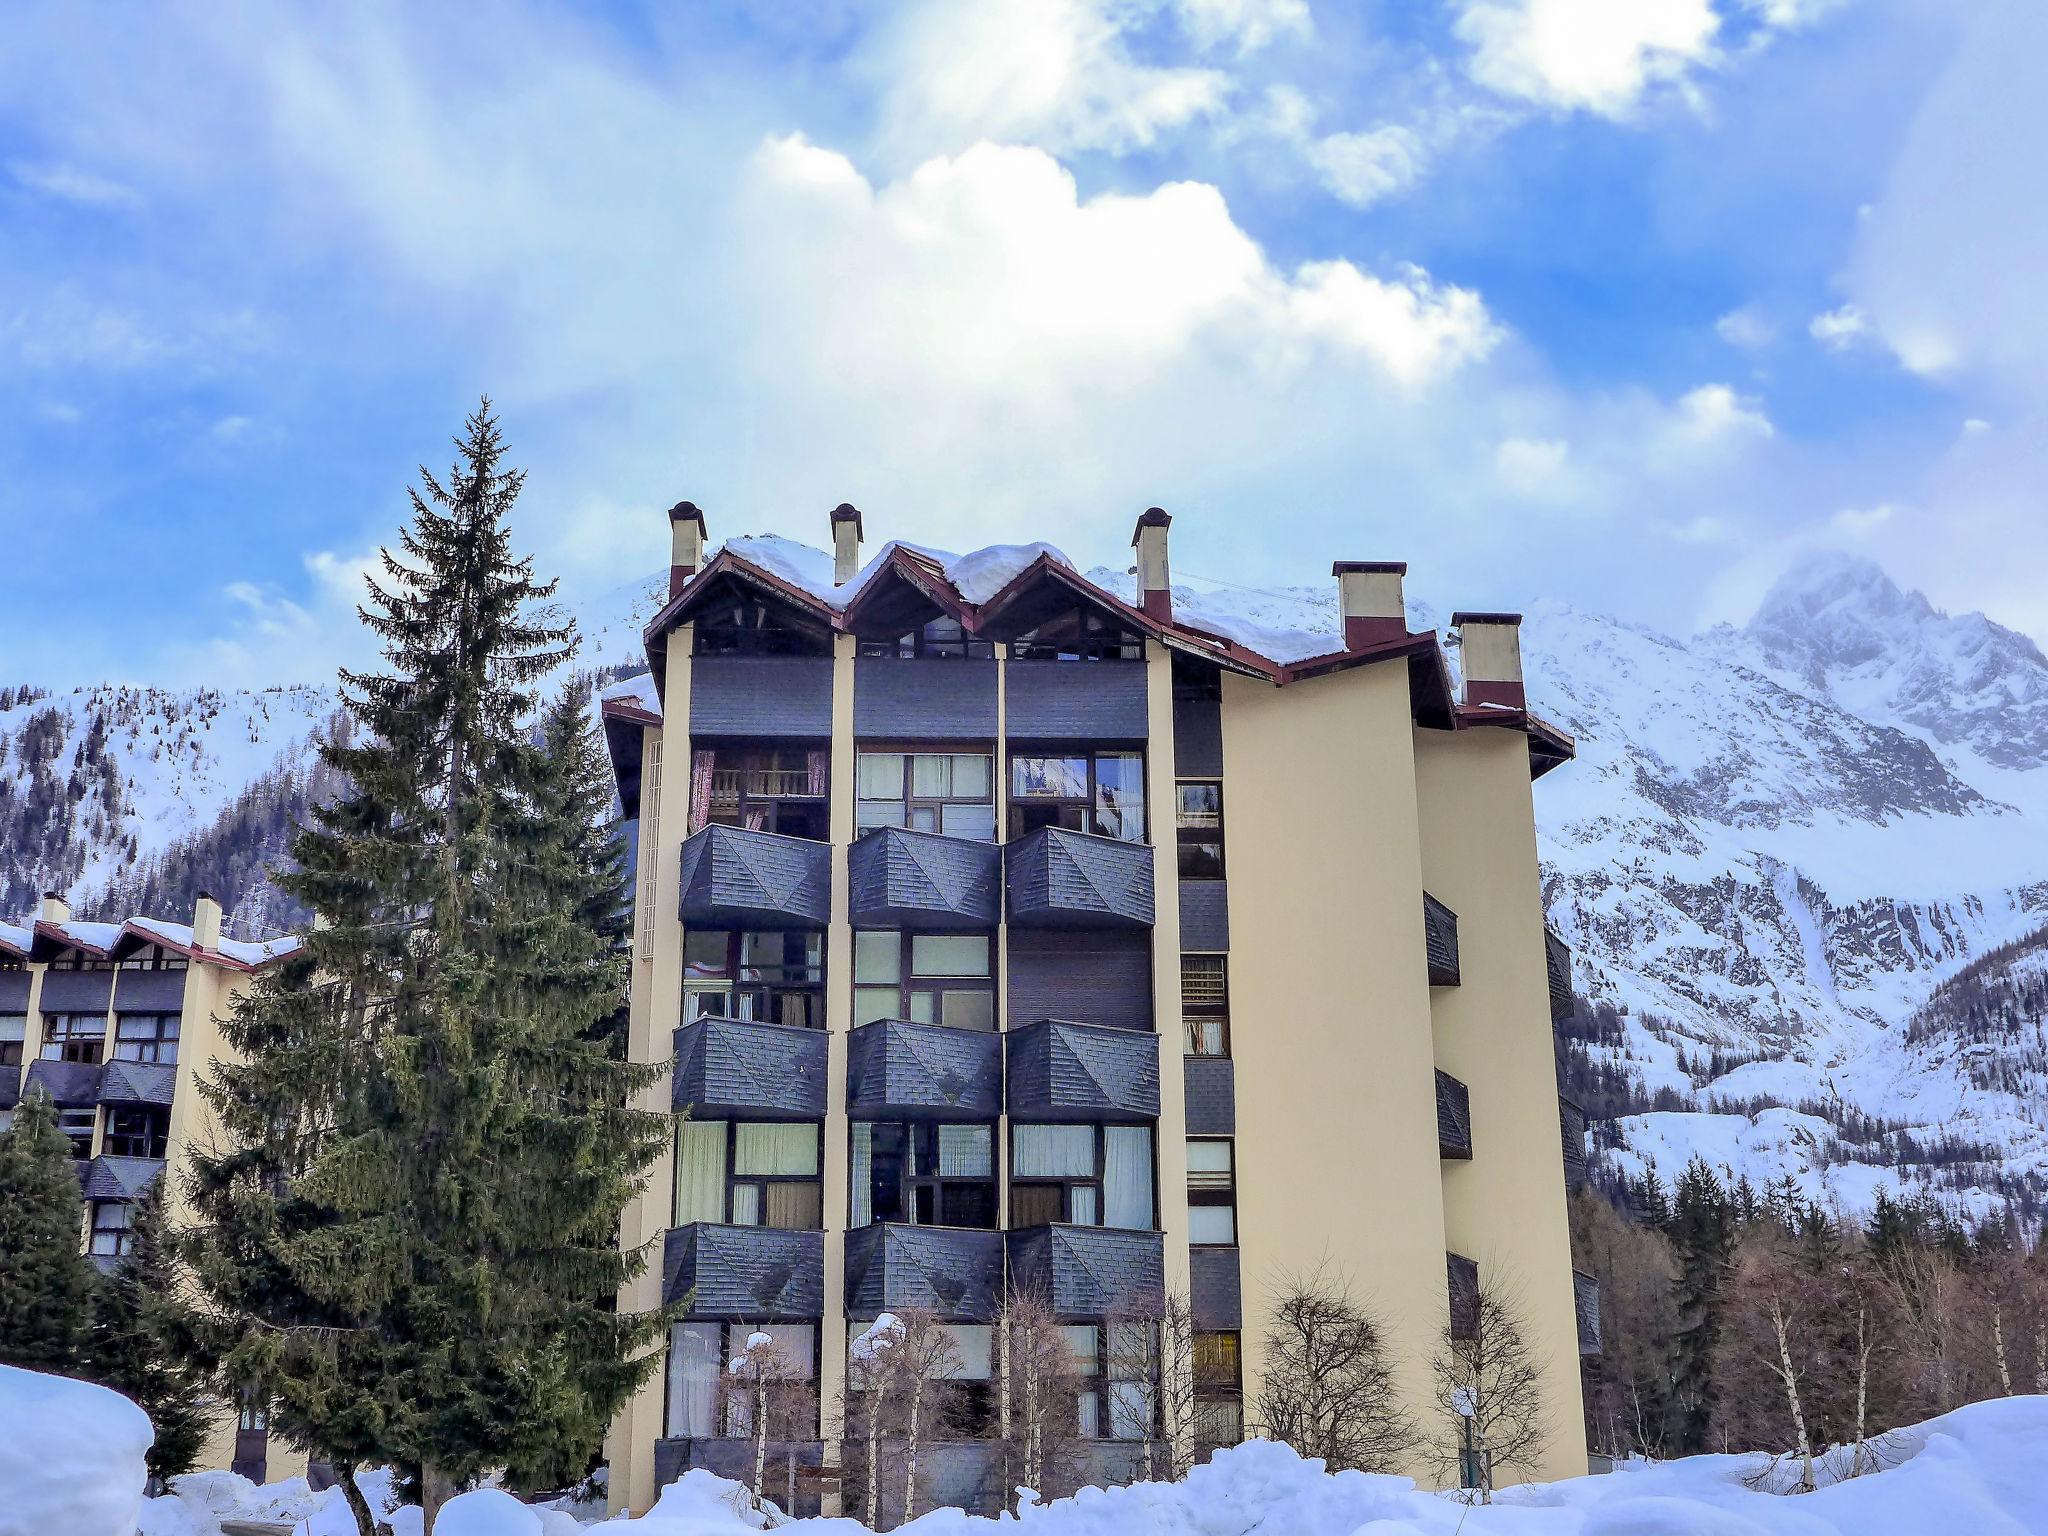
193,891,223,952
1452,611,1526,709
831,503,864,586
668,501,706,599
1332,561,1408,649
1132,508,1172,621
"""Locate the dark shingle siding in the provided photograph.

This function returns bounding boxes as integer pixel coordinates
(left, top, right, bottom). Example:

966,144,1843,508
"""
1447,1252,1479,1339
678,825,833,928
688,656,834,737
1435,1070,1473,1160
1003,660,1149,739
1007,1019,1160,1123
1171,695,1223,776
1007,929,1153,1033
672,1018,830,1119
36,970,113,1013
0,972,34,1010
1560,1096,1588,1187
1006,1225,1164,1317
24,1059,102,1107
1178,882,1229,950
846,1019,1002,1119
847,827,1002,930
665,1223,825,1318
98,1060,176,1109
1546,928,1574,1021
1190,1247,1242,1329
1574,1269,1602,1355
1423,893,1460,986
1005,827,1155,929
110,969,186,1011
81,1155,163,1201
1183,1056,1235,1136
845,1223,1004,1321
854,656,998,738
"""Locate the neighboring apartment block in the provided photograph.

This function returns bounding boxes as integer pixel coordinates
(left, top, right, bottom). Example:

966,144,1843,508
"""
0,890,306,1483
599,502,1597,1516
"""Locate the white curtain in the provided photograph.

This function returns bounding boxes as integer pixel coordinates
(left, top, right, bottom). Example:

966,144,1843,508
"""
735,1122,818,1176
851,1123,873,1228
939,1124,992,1178
674,1121,727,1226
1103,1126,1154,1230
1013,1123,1094,1178
666,1322,721,1437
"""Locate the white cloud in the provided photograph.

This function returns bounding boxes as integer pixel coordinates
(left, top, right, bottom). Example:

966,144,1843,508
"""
1828,503,1896,536
1716,305,1775,350
8,160,140,208
1173,0,1312,53
211,414,254,443
1308,125,1428,210
1667,383,1774,445
1671,514,1729,544
1454,0,1720,117
1808,303,1872,351
1495,434,1570,492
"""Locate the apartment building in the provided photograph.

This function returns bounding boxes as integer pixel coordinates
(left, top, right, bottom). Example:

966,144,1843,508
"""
600,502,1596,1516
0,890,306,1482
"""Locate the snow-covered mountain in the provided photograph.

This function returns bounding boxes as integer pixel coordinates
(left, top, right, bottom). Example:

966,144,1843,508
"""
8,547,2045,1218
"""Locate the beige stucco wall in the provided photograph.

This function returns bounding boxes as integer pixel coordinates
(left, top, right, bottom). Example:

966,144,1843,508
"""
1218,660,1451,1480
1414,726,1588,1483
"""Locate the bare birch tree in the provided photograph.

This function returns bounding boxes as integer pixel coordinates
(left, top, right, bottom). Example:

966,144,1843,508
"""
996,1289,1087,1508
1428,1279,1550,1502
719,1330,816,1512
1255,1265,1417,1473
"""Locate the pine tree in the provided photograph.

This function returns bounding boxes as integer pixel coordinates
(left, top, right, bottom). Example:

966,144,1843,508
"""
86,1182,212,1486
1665,1159,1734,1452
0,1093,98,1373
184,402,671,1536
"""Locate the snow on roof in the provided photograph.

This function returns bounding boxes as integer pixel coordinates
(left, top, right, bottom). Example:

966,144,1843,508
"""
50,920,123,953
716,534,1080,614
599,670,661,715
126,915,302,968
0,921,29,956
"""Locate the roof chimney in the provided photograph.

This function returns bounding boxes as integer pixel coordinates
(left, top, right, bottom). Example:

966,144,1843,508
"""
1452,612,1526,710
193,891,222,952
668,501,707,599
1131,508,1172,622
1333,561,1408,649
39,890,70,924
831,503,864,586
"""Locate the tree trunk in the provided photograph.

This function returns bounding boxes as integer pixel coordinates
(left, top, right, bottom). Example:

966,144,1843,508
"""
753,1372,769,1510
903,1382,921,1522
1851,1306,1871,1478
420,1465,460,1536
865,1379,883,1528
2034,1322,2046,1394
334,1462,379,1536
1768,1300,1815,1493
1992,1306,2012,1395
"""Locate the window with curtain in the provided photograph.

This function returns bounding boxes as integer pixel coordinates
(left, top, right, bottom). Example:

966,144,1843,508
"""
666,1321,722,1437
674,1120,728,1226
0,1015,23,1068
42,1014,105,1063
854,750,996,839
1181,955,1229,1057
683,929,825,1030
1010,1123,1155,1230
856,617,994,660
113,1013,180,1064
1175,781,1225,878
89,1201,133,1258
722,1322,820,1437
1186,1138,1237,1246
853,931,994,1030
732,1122,823,1230
1007,750,1146,842
1064,1324,1102,1438
851,1121,997,1229
1193,1331,1244,1452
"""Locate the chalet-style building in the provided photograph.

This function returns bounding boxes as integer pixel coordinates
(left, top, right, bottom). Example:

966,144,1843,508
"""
596,502,1594,1515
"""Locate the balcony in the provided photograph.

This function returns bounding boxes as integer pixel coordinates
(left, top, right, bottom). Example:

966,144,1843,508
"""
1546,927,1574,1021
1574,1269,1602,1356
1560,1096,1589,1187
1447,1251,1479,1340
23,1059,101,1108
98,1060,176,1110
846,1019,1001,1121
672,1017,828,1120
845,1223,1004,1321
677,824,831,929
1005,1224,1164,1318
1435,1070,1472,1161
663,1222,824,1319
1004,826,1154,930
80,1154,164,1203
1006,1020,1159,1124
1423,893,1460,986
847,826,1002,931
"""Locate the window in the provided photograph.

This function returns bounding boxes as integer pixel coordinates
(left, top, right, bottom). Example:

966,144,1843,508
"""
57,1107,95,1158
692,594,830,657
683,930,824,1030
0,1015,23,1068
90,1202,133,1259
1010,608,1144,662
854,750,996,839
237,1396,269,1434
851,1122,997,1228
857,617,993,660
1010,1123,1153,1230
666,1321,820,1438
117,945,188,972
1008,751,1146,842
1186,1139,1237,1246
693,746,829,839
846,1320,996,1434
113,1014,180,1064
49,950,111,971
105,1105,169,1160
673,1119,822,1230
1175,782,1224,878
42,1014,105,1064
1193,1331,1243,1453
853,931,995,1031
1060,1323,1151,1442
1181,955,1229,1057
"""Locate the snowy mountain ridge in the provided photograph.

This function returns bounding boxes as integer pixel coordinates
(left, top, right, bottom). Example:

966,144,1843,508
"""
7,548,2046,1217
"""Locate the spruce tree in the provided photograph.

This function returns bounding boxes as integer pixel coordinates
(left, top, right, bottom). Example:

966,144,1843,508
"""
86,1181,211,1485
0,1093,97,1373
1665,1159,1734,1452
185,402,670,1535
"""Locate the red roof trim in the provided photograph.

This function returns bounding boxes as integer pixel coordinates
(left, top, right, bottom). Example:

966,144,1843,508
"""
600,698,661,729
642,547,839,649
112,920,298,972
32,920,113,959
839,545,976,632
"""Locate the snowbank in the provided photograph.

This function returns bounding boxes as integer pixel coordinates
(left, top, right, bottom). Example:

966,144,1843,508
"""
0,1364,152,1536
109,1397,2048,1536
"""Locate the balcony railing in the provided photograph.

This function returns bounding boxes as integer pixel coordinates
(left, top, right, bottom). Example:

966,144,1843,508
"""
1560,1095,1589,1187
663,1222,824,1319
1004,826,1155,929
1006,1019,1159,1123
677,823,832,928
846,1222,1004,1321
672,1017,829,1120
1546,927,1574,1021
1574,1269,1602,1356
709,767,819,805
847,825,1002,931
846,1018,1002,1120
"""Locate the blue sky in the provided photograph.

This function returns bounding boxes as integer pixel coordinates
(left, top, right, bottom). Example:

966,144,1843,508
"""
3,0,2043,687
